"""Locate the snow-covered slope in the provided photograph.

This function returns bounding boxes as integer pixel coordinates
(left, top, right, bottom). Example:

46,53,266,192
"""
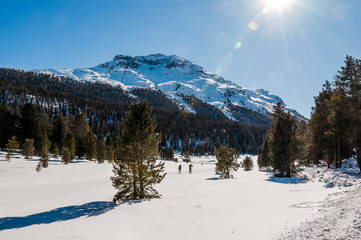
35,54,305,121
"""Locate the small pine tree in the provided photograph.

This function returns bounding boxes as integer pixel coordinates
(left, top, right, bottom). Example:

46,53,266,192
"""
242,156,253,171
84,132,96,161
160,147,174,160
6,136,20,162
106,145,114,163
64,132,75,161
39,135,50,169
61,146,71,164
53,144,60,159
215,146,240,178
111,101,166,202
21,138,34,159
96,134,106,163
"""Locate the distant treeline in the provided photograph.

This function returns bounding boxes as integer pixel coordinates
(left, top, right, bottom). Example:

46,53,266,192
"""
0,68,268,154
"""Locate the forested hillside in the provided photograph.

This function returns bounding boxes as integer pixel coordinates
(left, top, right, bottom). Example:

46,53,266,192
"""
0,68,268,154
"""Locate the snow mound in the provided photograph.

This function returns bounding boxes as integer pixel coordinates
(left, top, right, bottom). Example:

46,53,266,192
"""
303,166,361,188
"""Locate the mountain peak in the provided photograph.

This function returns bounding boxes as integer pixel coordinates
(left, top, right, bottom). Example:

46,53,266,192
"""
35,53,306,122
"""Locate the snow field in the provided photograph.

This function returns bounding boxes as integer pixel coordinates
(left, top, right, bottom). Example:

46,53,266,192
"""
0,153,347,240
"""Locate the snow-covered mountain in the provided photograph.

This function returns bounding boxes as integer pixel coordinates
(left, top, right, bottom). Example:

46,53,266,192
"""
35,54,305,121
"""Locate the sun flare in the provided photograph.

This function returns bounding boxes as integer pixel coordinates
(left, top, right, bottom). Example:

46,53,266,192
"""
264,0,295,10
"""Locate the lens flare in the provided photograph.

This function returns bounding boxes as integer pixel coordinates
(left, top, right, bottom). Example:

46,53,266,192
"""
248,21,258,31
234,42,242,50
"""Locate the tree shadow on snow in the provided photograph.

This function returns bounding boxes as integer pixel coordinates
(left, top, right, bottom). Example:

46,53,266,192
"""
266,176,308,184
206,177,224,181
0,201,117,231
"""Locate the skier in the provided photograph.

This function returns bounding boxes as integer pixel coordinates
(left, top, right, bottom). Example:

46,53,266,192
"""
178,164,182,174
189,163,193,174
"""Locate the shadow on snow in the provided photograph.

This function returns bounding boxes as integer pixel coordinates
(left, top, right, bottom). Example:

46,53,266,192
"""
266,176,308,184
0,201,120,231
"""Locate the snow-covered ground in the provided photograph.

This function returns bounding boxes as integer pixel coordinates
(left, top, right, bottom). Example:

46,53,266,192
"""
0,152,360,240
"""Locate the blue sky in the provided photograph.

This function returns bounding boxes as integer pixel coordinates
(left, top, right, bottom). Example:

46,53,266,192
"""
1,0,361,118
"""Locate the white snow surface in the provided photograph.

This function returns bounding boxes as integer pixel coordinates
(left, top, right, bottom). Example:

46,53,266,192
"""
34,54,305,121
2,152,361,239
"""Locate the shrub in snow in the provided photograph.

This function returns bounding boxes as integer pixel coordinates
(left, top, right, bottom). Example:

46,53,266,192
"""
242,156,253,171
215,146,240,178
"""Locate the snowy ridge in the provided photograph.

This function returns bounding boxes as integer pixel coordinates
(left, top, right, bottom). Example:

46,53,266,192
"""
35,54,305,121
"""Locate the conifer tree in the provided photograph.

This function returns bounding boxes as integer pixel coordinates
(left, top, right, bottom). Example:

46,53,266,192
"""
84,132,96,160
96,134,106,163
71,113,89,158
63,132,76,161
6,136,19,162
21,138,34,159
215,146,240,178
267,102,298,177
61,146,71,164
39,134,50,169
20,103,42,151
242,156,253,171
111,101,166,203
258,138,271,170
53,144,60,159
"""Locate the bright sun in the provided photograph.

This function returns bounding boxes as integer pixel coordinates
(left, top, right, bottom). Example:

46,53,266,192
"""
265,0,295,10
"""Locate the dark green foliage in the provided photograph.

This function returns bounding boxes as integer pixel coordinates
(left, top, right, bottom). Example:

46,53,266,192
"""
84,131,96,160
61,146,71,164
50,115,69,152
215,146,240,178
38,135,50,171
0,105,20,148
242,156,253,171
308,56,361,171
20,103,42,151
21,138,34,159
6,136,19,162
160,147,174,160
96,134,106,163
111,101,166,202
71,113,90,158
53,144,60,159
257,138,271,170
263,103,298,177
63,132,75,162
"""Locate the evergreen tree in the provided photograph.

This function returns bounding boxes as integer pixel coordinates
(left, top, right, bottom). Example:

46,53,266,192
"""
71,113,90,158
84,131,96,160
39,134,50,168
6,136,20,162
111,101,166,202
105,136,114,162
21,138,34,159
257,138,271,170
242,156,253,171
334,56,361,171
20,103,42,151
160,147,174,160
308,80,334,166
61,146,71,164
96,134,106,163
53,144,60,159
267,102,298,177
63,132,76,161
215,146,240,178
50,115,69,152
